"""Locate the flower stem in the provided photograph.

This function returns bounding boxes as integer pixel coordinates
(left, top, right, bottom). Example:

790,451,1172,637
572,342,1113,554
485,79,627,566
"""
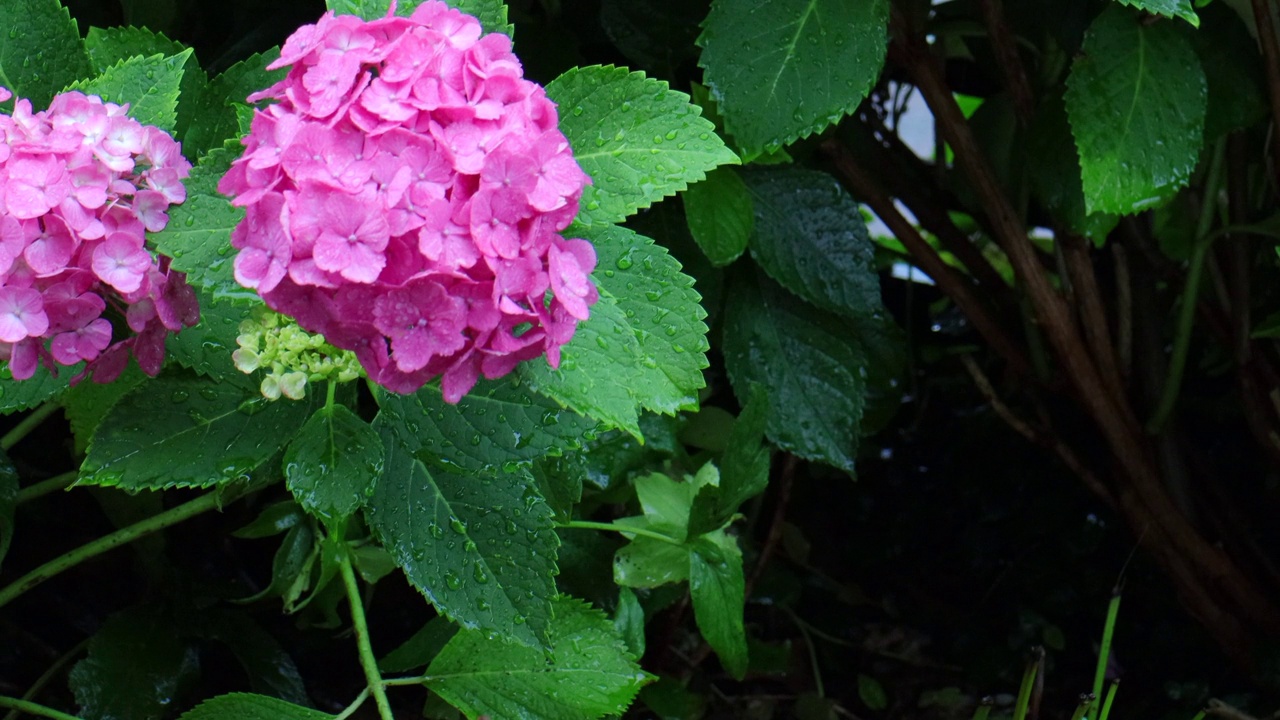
339,549,394,720
0,487,247,609
1,402,61,452
16,471,78,506
559,520,684,545
0,697,83,720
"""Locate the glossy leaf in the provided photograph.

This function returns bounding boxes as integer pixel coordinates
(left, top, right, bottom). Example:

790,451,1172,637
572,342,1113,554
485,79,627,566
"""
689,532,747,679
1116,0,1197,26
79,373,314,491
182,50,285,158
68,50,190,133
83,26,207,139
723,268,866,472
1027,92,1119,244
177,694,334,720
378,617,459,673
426,596,650,720
285,404,383,525
367,406,559,648
69,606,200,720
1184,3,1267,141
166,290,262,382
0,451,16,570
684,166,753,266
697,0,889,154
0,362,79,414
327,0,513,37
614,587,647,658
600,0,707,75
521,224,709,436
614,537,690,588
1065,5,1207,214
376,377,597,474
547,65,738,226
61,364,147,455
688,384,770,536
0,0,91,111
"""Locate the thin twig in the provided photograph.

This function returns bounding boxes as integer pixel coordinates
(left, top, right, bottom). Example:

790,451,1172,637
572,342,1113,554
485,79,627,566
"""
1250,0,1280,191
977,0,1034,122
1061,233,1128,406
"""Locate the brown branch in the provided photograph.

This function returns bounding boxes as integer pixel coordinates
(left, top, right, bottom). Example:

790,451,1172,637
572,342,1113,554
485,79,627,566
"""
978,0,1035,123
960,354,1114,507
1061,233,1127,404
824,140,1032,376
1112,243,1133,377
1251,0,1280,191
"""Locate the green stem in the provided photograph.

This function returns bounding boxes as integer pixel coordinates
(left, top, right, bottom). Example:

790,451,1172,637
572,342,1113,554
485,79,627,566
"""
1011,653,1039,720
326,380,337,411
1148,140,1227,434
0,488,245,610
333,687,370,720
971,700,993,720
339,550,394,720
1097,681,1120,720
1,403,60,452
1,638,89,720
1091,592,1122,706
16,472,77,506
0,697,83,720
559,520,684,545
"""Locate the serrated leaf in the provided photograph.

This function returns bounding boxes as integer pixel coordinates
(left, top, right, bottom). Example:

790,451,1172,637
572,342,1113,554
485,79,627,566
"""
152,139,255,300
379,617,459,673
366,407,559,648
0,451,16,570
1116,0,1197,26
376,376,597,474
547,65,737,226
0,0,91,111
285,404,383,525
688,384,770,537
0,362,78,414
613,536,690,588
723,268,866,472
62,364,147,455
166,290,262,382
178,693,334,720
697,0,889,154
327,0,513,37
1027,92,1119,244
182,50,285,159
742,167,881,320
1065,5,1207,214
520,224,709,436
68,50,190,133
683,166,753,266
531,455,586,522
614,587,646,658
69,606,200,720
78,373,314,491
689,532,747,679
426,596,650,720
84,26,209,141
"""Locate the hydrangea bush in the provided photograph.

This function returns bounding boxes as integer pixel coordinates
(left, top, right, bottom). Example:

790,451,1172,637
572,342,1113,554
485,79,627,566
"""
0,0,900,718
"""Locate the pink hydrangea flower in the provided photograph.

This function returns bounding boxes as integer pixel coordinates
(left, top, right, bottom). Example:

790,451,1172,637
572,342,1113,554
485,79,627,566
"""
0,88,197,382
221,1,595,402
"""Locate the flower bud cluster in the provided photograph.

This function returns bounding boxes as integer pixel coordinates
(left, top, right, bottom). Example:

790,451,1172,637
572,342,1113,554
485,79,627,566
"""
219,1,596,402
233,306,361,400
0,87,197,382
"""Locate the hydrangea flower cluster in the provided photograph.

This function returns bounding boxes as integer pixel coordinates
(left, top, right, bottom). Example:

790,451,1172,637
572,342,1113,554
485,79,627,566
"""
218,1,596,403
0,87,197,382
233,307,361,401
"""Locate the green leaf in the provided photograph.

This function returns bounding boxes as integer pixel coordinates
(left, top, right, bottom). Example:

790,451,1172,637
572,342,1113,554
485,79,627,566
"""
0,451,16,570
233,500,305,539
78,373,314,491
697,0,889,154
285,404,384,525
683,166,753,266
1116,0,1198,26
69,606,199,720
195,608,309,705
722,268,866,472
600,0,706,75
327,0,513,37
167,290,262,382
182,50,285,159
614,587,647,658
613,537,690,588
378,617,459,673
245,521,317,606
152,139,256,301
520,224,709,436
688,384,770,537
426,596,650,720
547,65,738,226
178,693,335,720
0,0,91,111
857,673,889,710
1183,2,1267,141
0,362,78,414
1027,92,1119,244
1065,5,1207,214
742,167,881,320
531,455,586,522
689,532,747,679
62,364,148,455
366,407,559,648
83,26,208,140
68,50,191,133
375,377,597,474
